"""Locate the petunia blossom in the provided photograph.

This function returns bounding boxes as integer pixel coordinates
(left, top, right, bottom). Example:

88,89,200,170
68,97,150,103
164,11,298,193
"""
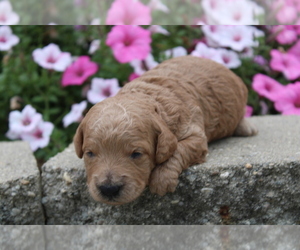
272,0,298,24
129,73,140,81
201,0,264,25
106,25,152,63
32,43,72,71
61,56,98,87
273,26,298,44
0,1,20,25
106,0,151,25
148,25,170,35
245,105,253,117
288,40,300,59
0,25,19,51
148,0,169,13
21,120,54,152
217,48,241,69
270,49,300,81
87,78,121,104
164,46,187,58
6,105,43,140
274,82,300,115
252,74,286,101
202,25,260,52
63,101,87,127
130,53,158,75
191,42,223,65
88,39,101,54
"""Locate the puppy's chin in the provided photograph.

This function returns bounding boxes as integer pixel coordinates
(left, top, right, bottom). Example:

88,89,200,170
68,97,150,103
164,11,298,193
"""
88,182,146,205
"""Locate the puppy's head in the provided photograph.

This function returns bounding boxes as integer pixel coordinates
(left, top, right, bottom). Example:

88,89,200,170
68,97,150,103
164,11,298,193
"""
74,97,177,205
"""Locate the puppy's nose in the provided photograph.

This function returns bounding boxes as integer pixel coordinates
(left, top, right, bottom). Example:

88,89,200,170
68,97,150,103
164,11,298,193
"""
98,184,122,198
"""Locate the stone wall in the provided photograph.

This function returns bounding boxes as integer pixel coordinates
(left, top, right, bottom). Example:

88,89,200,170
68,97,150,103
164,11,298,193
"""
1,115,300,225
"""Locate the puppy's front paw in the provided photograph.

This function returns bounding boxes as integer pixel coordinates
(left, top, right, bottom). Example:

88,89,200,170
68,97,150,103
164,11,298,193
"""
149,166,179,196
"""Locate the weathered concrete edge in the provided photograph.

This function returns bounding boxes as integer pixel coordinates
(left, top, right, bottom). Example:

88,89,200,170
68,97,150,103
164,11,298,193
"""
0,141,45,225
40,116,300,225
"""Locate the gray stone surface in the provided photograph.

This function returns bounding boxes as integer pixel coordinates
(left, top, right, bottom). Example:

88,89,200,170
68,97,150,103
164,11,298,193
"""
1,225,300,249
0,225,45,249
0,141,45,224
41,115,300,225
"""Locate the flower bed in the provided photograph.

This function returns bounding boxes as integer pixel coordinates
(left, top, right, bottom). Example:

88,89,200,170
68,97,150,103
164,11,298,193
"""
1,0,300,25
1,25,299,164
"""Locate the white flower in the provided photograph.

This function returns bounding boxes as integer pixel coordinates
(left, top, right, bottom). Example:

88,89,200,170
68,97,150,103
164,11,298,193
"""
164,46,187,58
0,1,20,25
218,26,259,52
217,48,241,69
90,18,101,25
0,25,19,51
63,101,87,127
202,0,264,25
32,43,72,71
148,0,169,13
130,53,159,75
87,78,121,104
21,120,54,152
88,39,101,54
190,43,223,64
148,25,170,35
202,25,261,52
6,105,42,139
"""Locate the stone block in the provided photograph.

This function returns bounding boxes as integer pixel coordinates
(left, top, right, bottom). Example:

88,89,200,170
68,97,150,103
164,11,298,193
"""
0,141,45,224
41,115,300,224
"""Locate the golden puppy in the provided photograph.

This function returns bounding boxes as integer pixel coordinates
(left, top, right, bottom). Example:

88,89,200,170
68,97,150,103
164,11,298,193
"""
74,56,257,205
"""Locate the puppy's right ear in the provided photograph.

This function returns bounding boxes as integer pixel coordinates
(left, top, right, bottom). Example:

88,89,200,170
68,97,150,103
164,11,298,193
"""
73,123,84,158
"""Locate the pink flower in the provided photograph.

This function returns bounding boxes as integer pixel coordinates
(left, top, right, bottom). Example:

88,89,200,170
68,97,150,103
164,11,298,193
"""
276,5,297,24
106,25,152,63
252,74,285,101
21,120,54,151
270,50,300,81
288,40,300,59
106,0,151,25
6,105,43,139
274,82,300,115
87,78,121,104
32,43,72,71
245,105,253,117
61,56,98,87
63,101,87,127
0,1,20,25
273,26,298,44
253,55,267,66
129,73,140,81
0,25,19,51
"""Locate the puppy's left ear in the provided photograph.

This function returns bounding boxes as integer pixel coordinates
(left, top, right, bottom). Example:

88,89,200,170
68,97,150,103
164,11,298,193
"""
73,122,84,158
153,112,178,165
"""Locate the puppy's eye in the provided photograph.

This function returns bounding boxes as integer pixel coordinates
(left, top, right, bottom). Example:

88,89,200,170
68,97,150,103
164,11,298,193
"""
130,152,142,159
86,151,95,158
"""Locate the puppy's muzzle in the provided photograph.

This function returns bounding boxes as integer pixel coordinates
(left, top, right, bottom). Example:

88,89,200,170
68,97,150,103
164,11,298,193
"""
98,184,123,199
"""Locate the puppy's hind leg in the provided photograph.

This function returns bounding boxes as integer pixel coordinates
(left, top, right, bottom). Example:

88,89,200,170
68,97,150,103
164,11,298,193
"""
233,118,258,137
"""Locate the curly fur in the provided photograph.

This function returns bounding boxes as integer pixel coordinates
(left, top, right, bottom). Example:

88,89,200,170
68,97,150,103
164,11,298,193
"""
74,56,257,205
